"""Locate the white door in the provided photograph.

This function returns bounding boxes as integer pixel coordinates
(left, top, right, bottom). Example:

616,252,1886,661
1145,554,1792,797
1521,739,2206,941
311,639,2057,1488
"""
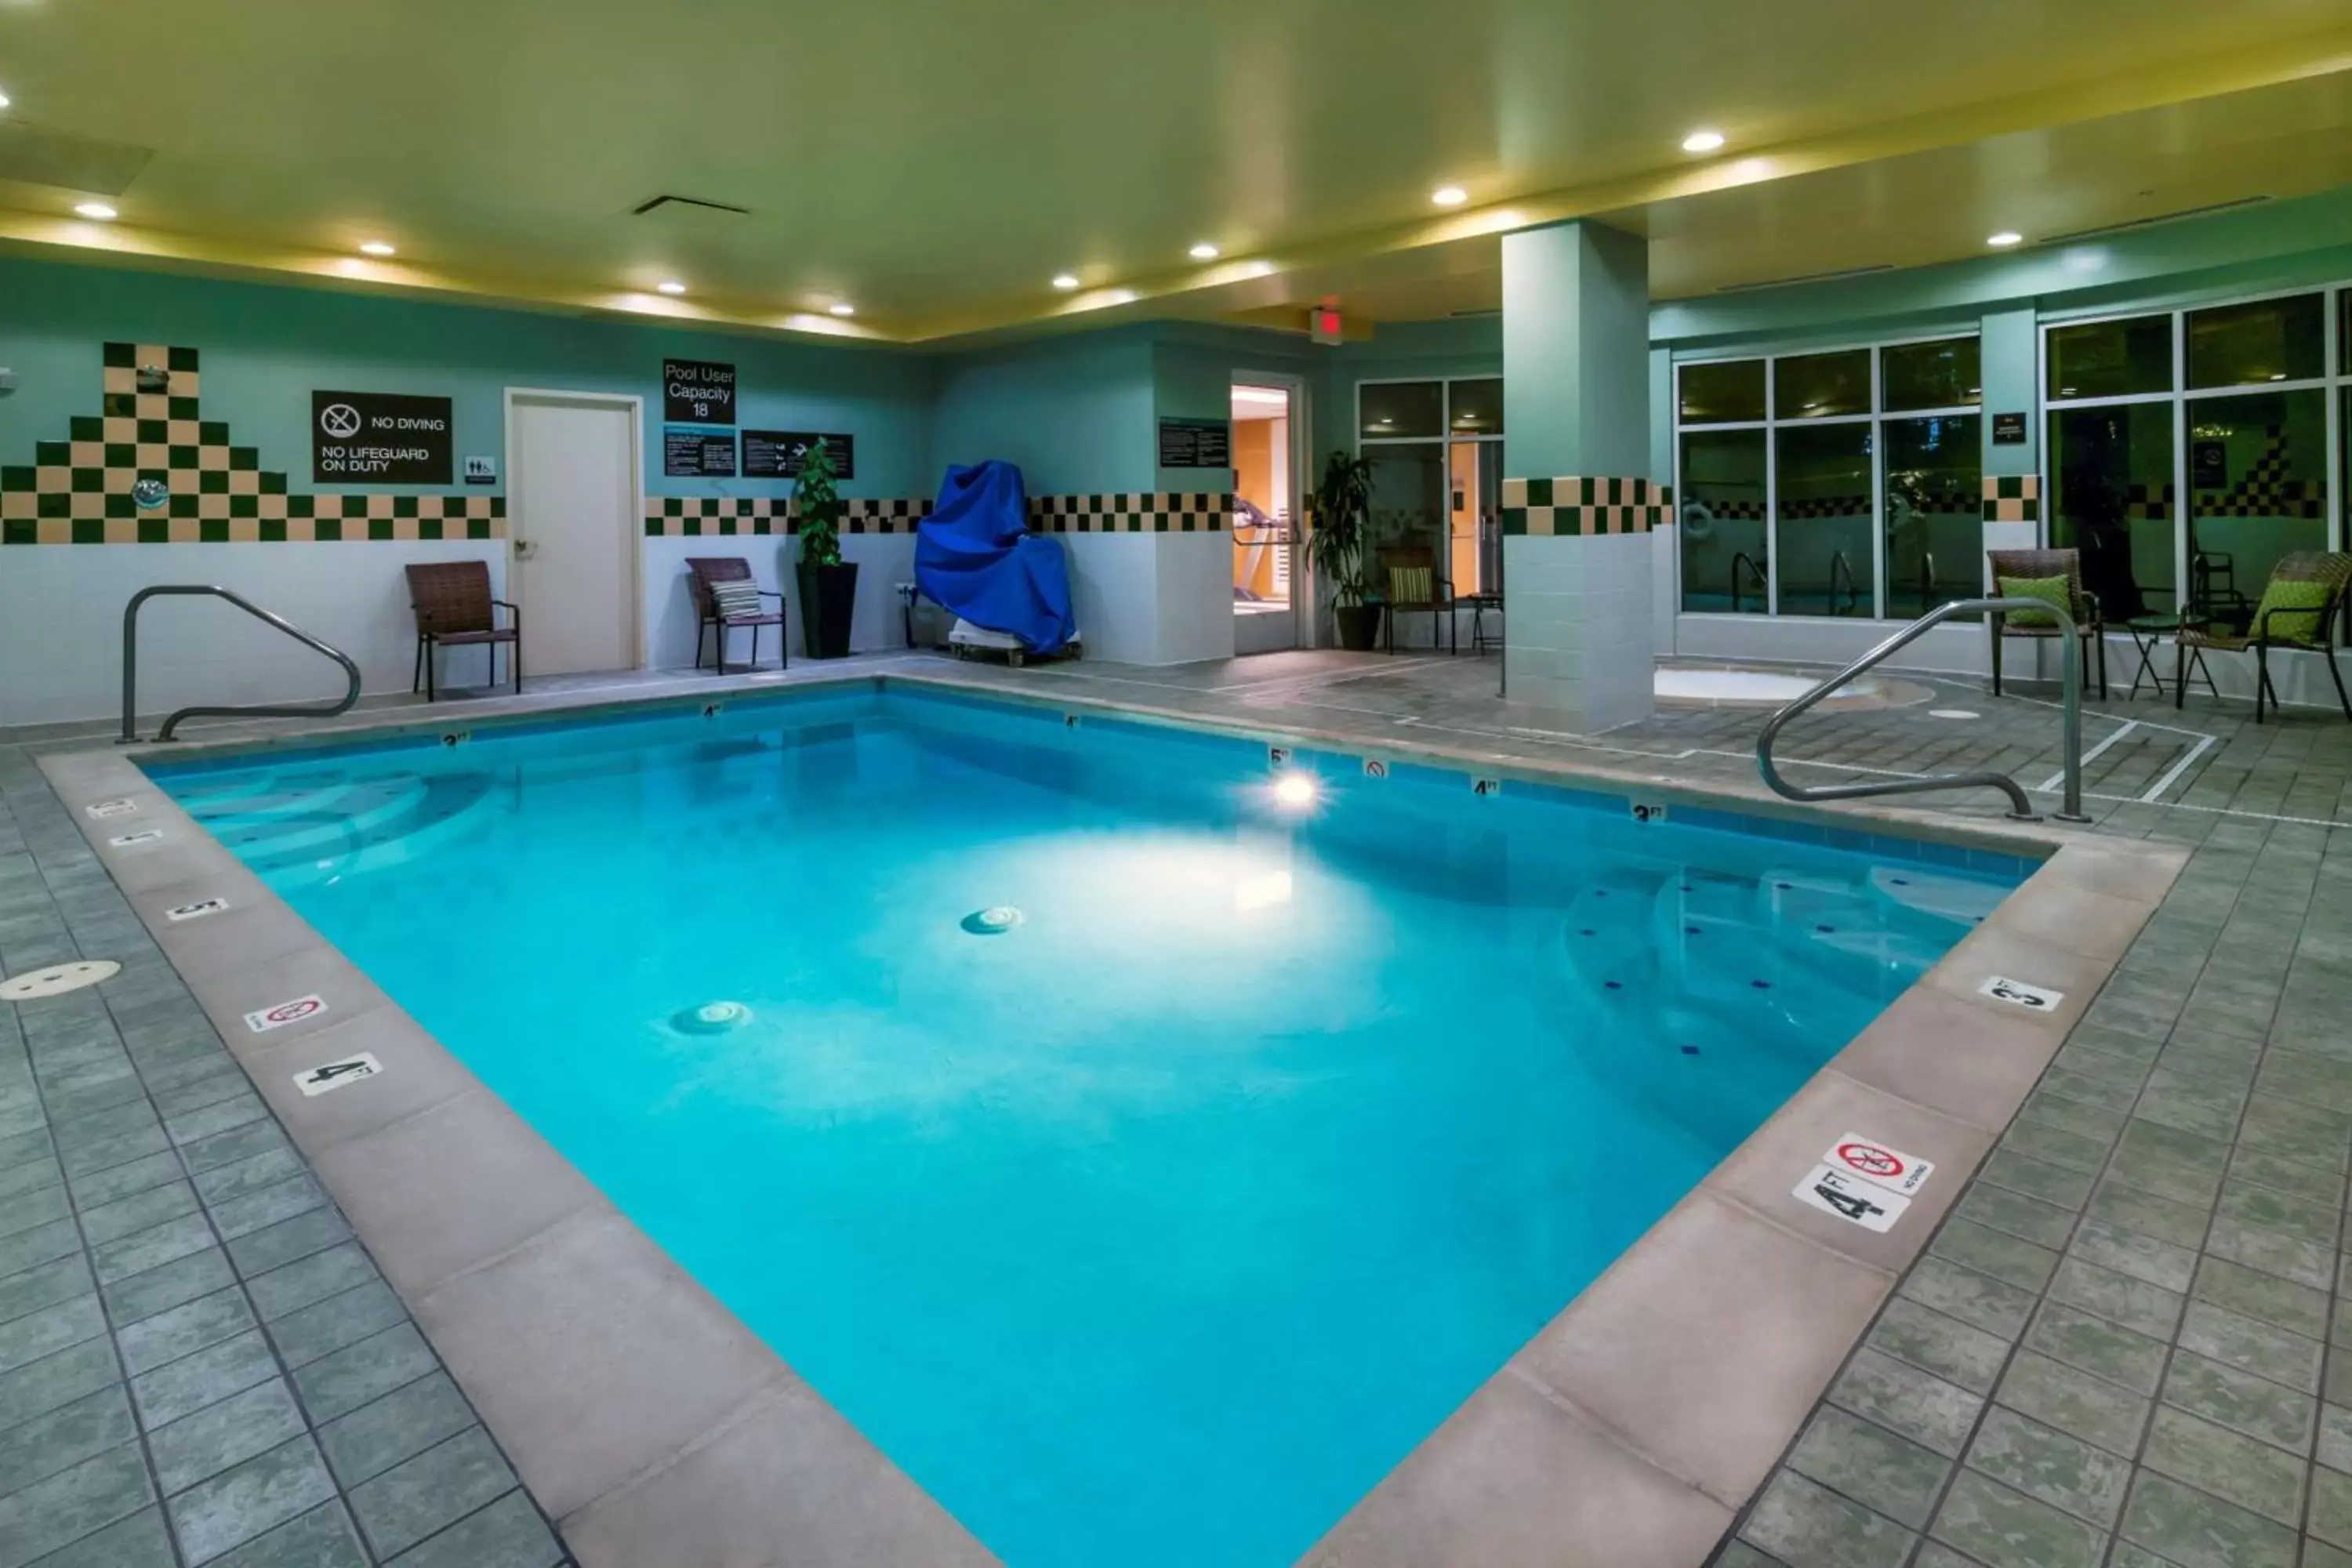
509,392,637,676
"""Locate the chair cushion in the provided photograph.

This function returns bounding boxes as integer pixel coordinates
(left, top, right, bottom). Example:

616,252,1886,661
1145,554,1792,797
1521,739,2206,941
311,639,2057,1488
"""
710,578,765,622
2252,577,2332,644
1997,574,2072,630
1387,564,1433,606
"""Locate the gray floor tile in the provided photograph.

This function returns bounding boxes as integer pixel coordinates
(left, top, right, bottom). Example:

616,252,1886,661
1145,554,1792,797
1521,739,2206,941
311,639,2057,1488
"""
129,1330,277,1431
1788,1406,1952,1530
76,1181,201,1250
243,1247,379,1326
191,1150,307,1210
115,1287,257,1377
0,1385,135,1498
2177,1301,2324,1394
2191,1255,2329,1341
290,1325,437,1427
0,1296,105,1377
1930,1468,2105,1568
2121,1469,2299,1568
148,1379,307,1498
63,1152,183,1212
0,1341,119,1434
383,1488,561,1568
1866,1297,2012,1396
165,1436,336,1566
1831,1348,1984,1459
225,1210,350,1282
2142,1406,2307,1526
1965,1406,2131,1528
2163,1350,2318,1454
0,1258,92,1333
205,1502,367,1568
89,1214,216,1288
265,1283,405,1373
207,1178,328,1245
13,1505,177,1568
2022,1301,2169,1396
314,1375,474,1490
2046,1256,2185,1341
100,1247,237,1327
0,1444,153,1568
1897,1256,2038,1341
1740,1468,1914,1568
347,1428,516,1559
1996,1351,2152,1457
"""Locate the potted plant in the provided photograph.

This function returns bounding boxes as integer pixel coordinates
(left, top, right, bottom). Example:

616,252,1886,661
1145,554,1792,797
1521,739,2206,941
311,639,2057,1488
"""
793,438,858,659
1305,450,1380,650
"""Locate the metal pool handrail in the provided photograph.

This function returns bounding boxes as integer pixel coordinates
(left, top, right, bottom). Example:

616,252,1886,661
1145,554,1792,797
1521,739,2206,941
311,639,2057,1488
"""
1757,597,2086,823
121,585,363,742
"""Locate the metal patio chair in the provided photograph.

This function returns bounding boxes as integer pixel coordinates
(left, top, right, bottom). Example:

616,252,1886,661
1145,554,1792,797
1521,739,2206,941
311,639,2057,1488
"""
405,561,520,702
1986,547,2107,701
1377,543,1457,655
2176,551,2352,724
688,557,788,674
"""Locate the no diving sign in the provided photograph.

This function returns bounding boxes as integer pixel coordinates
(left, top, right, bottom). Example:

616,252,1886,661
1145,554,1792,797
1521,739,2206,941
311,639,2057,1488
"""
244,994,328,1034
1792,1131,1936,1232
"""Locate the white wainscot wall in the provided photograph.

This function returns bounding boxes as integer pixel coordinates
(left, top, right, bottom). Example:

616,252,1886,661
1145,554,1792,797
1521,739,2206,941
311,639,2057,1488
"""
3,541,507,731
1058,534,1235,667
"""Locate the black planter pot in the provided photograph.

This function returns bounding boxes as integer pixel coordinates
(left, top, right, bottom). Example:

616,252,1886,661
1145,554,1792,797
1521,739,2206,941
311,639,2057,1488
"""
797,561,860,659
1334,603,1385,652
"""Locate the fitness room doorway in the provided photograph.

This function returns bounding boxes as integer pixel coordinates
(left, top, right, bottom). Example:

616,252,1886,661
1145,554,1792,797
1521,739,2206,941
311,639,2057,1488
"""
1232,380,1300,653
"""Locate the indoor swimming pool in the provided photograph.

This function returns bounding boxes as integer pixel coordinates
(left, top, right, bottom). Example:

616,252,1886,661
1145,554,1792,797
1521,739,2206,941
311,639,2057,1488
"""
144,684,2028,1568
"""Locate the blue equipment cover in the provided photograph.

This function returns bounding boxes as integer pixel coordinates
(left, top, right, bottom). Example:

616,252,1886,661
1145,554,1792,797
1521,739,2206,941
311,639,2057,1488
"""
915,461,1078,654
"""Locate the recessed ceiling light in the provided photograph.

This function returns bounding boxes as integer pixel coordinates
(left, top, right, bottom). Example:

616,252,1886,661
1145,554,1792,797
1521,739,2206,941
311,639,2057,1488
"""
73,201,117,221
1051,273,1080,291
1681,129,1726,154
1189,242,1220,260
358,241,396,257
1431,186,1468,208
1105,289,1138,306
1987,231,2024,248
0,89,11,111
657,280,687,295
828,302,855,318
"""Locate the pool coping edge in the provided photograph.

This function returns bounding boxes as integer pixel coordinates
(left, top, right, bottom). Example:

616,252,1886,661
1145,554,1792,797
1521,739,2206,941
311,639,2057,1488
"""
36,673,2190,1568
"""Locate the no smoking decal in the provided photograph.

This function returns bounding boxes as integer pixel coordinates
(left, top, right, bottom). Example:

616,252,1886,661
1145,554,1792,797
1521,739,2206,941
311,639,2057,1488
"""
244,994,328,1034
1825,1132,1935,1197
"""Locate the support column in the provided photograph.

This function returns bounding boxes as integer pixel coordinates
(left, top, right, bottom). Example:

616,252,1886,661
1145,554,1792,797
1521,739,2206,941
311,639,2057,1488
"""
1501,220,1661,731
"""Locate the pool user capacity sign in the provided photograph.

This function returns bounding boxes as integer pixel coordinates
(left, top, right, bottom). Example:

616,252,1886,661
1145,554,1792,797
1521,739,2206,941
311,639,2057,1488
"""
662,358,739,477
1792,1132,1936,1233
313,391,454,484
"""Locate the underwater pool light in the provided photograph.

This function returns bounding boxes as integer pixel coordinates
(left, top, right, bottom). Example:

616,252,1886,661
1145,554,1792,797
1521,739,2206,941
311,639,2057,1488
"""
1272,772,1319,810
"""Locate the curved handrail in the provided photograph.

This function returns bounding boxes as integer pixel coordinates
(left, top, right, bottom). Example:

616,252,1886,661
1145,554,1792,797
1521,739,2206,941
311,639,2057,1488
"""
121,586,362,742
1758,596,2085,823
1730,550,1767,614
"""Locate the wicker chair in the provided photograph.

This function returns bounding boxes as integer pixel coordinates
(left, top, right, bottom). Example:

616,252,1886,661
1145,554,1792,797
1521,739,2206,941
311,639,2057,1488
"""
1986,548,2107,701
1376,543,1456,655
2176,552,2352,724
687,557,787,674
404,561,520,702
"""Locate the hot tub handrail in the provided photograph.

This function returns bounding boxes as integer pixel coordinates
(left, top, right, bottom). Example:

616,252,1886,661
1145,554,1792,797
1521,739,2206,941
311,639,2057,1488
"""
121,585,363,743
1757,597,2085,823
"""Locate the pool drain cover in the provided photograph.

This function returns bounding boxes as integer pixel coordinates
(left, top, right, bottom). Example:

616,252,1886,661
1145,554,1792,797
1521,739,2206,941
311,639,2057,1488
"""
673,1000,753,1033
963,906,1024,935
0,960,121,1001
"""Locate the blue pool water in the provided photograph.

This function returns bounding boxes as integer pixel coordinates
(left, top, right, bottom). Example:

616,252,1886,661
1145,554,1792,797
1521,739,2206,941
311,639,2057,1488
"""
151,686,2023,1567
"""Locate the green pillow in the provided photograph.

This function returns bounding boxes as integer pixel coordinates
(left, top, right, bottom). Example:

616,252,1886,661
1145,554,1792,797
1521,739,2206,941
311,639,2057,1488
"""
2252,577,2332,644
1387,564,1433,605
1997,574,2073,630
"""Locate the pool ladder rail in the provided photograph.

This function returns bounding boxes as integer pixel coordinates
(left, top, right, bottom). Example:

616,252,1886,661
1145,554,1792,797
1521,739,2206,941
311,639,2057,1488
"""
120,585,362,743
1757,597,2086,824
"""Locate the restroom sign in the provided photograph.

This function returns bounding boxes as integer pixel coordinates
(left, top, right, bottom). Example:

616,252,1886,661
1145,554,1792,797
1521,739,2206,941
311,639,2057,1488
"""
244,994,328,1034
313,390,453,484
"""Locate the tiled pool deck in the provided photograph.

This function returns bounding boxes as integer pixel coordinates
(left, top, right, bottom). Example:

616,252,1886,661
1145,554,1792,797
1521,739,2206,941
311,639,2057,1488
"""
2,646,2349,1566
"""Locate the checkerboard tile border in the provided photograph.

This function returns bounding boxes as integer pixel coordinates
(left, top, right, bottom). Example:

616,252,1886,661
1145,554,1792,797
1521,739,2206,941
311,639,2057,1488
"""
1029,493,1232,533
0,343,507,543
1501,477,1672,536
1983,473,2041,524
643,497,933,537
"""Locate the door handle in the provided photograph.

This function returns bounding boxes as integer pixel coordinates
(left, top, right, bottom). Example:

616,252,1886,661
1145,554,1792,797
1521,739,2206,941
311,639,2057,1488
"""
513,538,539,561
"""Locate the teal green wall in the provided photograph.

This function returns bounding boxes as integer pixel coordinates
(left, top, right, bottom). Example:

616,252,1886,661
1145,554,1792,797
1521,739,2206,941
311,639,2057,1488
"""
0,257,935,502
1502,221,1651,479
927,328,1160,493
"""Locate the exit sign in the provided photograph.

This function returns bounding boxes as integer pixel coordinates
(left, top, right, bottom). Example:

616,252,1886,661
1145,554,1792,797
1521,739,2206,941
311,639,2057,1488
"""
1310,307,1345,346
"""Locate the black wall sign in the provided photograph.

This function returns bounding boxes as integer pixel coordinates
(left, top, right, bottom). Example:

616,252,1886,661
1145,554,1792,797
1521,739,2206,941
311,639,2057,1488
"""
2192,439,2228,489
664,428,739,478
1158,416,1232,470
1991,412,2028,446
311,391,453,484
742,430,855,481
663,359,736,425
